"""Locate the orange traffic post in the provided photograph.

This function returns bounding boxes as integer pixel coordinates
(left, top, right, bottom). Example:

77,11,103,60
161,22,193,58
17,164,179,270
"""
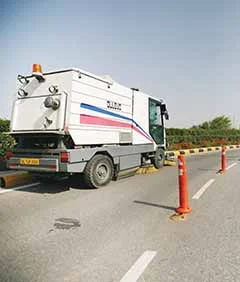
220,146,227,173
176,155,192,214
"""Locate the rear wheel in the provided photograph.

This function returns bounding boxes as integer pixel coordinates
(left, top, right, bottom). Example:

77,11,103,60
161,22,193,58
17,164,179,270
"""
83,155,114,188
151,148,165,169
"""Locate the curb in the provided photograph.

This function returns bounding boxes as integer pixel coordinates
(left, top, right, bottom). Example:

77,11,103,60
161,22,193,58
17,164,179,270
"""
164,160,177,166
136,160,176,174
136,166,159,174
166,145,240,158
136,145,239,175
0,172,33,189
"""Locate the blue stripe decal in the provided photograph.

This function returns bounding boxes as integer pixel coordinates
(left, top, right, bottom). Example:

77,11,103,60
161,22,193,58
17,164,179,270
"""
80,103,152,140
81,103,132,122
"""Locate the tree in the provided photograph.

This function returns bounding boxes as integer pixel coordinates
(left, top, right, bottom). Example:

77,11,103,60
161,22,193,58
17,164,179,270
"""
209,116,231,130
0,118,10,133
199,121,210,130
193,115,232,130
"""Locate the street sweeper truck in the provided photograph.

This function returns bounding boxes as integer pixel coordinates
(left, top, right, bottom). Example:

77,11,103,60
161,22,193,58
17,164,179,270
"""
7,64,169,188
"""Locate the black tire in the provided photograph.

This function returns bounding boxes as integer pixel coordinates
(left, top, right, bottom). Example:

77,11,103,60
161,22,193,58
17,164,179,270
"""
151,148,165,169
83,155,114,188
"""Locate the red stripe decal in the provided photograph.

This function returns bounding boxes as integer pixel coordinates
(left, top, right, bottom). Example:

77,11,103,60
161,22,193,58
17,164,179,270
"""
132,126,153,142
80,114,153,142
80,114,131,128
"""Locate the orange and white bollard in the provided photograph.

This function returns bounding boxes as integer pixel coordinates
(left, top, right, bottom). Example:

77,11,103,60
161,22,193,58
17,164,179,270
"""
220,146,227,173
176,155,192,214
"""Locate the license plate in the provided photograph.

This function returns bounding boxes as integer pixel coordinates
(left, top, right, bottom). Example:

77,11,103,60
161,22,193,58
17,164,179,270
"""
20,158,40,166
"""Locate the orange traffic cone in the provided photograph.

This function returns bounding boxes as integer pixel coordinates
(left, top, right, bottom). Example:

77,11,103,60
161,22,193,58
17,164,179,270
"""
176,155,192,214
220,146,227,173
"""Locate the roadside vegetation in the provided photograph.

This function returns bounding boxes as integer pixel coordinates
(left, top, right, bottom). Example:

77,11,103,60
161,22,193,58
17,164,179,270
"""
167,115,240,150
0,119,15,168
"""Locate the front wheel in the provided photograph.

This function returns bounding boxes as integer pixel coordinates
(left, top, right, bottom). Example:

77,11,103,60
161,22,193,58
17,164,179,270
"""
151,148,165,169
83,155,114,188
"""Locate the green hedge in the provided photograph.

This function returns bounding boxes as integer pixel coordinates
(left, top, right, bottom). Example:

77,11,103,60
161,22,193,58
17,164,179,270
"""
166,128,240,137
0,119,10,133
166,128,240,150
0,133,15,158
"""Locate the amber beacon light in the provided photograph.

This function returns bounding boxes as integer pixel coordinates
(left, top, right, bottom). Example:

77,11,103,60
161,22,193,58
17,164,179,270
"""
32,64,44,80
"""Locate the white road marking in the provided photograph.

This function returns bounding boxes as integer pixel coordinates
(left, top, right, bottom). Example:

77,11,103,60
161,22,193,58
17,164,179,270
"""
226,162,237,170
120,251,157,282
0,182,40,194
192,179,215,200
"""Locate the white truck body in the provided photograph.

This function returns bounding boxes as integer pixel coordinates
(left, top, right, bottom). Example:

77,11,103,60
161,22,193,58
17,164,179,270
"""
12,68,159,146
8,66,169,188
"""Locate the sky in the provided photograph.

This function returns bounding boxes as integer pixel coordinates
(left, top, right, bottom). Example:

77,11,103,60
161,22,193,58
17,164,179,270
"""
1,0,240,128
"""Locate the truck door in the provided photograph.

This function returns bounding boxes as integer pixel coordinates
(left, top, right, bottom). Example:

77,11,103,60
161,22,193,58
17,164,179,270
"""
149,98,164,145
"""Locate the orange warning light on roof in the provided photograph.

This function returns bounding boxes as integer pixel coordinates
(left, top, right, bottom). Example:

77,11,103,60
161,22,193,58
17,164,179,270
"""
32,64,42,74
32,64,44,80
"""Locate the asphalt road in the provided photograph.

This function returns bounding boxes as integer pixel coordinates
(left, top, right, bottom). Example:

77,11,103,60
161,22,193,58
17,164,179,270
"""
0,150,239,282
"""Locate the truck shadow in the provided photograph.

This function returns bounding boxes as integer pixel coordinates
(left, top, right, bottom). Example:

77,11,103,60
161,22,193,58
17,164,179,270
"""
30,183,70,194
133,200,175,211
65,175,92,190
21,175,92,194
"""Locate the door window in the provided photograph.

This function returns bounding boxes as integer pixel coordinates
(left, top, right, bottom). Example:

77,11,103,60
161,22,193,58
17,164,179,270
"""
149,99,164,144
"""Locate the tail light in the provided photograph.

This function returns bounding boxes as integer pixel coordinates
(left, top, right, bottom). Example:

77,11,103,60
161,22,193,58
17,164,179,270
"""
5,151,13,160
60,152,69,163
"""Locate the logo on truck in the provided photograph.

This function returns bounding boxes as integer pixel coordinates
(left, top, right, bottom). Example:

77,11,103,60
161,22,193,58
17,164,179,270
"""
107,100,121,111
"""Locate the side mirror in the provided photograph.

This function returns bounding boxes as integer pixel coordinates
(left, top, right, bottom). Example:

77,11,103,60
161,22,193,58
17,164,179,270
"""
160,104,167,113
165,112,169,120
160,104,169,120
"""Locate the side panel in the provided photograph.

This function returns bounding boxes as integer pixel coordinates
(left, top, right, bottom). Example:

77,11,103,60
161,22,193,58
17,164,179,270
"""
119,154,141,170
69,72,133,145
66,144,154,172
132,91,154,145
